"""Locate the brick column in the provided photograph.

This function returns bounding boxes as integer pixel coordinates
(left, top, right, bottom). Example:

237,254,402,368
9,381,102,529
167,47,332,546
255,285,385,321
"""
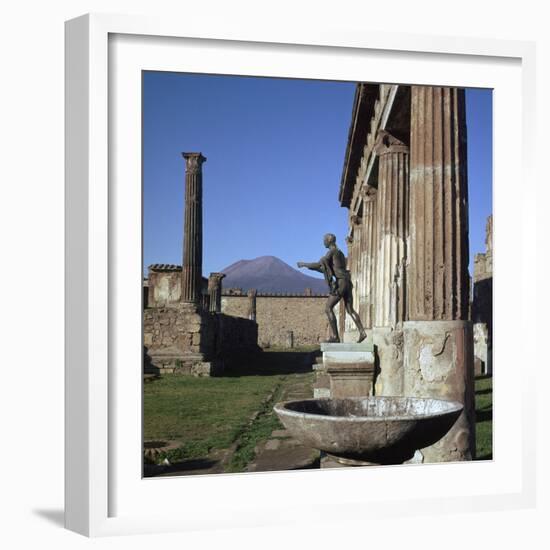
181,152,206,304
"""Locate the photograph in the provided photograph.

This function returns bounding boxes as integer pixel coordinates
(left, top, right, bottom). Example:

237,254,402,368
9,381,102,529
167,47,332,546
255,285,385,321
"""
141,73,493,476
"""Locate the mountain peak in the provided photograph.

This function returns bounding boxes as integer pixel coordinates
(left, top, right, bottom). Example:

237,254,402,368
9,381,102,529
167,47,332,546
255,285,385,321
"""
220,255,327,294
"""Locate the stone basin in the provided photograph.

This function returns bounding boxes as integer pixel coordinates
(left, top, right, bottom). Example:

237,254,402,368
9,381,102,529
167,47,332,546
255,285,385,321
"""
273,397,463,465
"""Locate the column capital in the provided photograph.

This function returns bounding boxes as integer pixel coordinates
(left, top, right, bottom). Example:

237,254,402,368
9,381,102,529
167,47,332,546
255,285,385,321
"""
374,130,409,156
182,152,207,173
208,272,226,289
360,184,377,202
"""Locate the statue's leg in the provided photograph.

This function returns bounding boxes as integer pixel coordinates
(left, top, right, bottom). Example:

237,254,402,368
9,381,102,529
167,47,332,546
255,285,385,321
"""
344,292,367,343
325,294,341,342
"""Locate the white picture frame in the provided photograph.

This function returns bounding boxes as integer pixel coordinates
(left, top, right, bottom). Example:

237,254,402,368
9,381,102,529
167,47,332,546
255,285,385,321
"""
65,12,537,537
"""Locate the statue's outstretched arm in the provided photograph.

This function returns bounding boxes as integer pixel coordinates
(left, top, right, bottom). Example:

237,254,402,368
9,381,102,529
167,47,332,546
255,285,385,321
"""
297,260,324,273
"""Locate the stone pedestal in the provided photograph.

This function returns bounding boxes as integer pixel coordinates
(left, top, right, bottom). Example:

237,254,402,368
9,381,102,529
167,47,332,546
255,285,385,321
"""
403,320,475,462
312,356,330,398
321,342,375,398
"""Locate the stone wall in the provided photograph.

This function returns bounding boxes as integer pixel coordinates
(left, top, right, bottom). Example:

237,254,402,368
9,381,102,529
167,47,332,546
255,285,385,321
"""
146,265,209,308
471,216,493,374
143,303,216,374
472,215,493,375
218,314,260,356
147,267,182,306
221,294,329,348
143,304,258,375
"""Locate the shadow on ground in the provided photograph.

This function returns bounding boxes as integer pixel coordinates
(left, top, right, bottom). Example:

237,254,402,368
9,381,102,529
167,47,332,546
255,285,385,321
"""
223,349,319,377
144,458,219,477
475,409,493,422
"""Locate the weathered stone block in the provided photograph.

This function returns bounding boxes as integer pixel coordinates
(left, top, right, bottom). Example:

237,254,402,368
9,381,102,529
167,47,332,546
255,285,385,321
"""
403,320,475,462
320,342,375,398
373,327,404,397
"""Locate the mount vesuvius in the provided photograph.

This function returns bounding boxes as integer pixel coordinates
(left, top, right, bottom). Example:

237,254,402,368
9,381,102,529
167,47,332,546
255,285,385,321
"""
220,256,328,294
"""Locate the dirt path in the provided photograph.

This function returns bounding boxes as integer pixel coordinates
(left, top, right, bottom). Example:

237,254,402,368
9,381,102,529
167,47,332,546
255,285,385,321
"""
246,371,320,472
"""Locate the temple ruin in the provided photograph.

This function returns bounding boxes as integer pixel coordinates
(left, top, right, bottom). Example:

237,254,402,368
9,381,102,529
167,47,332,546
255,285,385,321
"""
472,215,493,376
143,83,491,465
143,153,259,375
334,83,481,462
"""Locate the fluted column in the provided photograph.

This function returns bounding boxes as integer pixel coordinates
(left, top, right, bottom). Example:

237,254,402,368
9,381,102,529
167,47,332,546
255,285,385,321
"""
374,131,409,328
404,87,474,463
208,272,226,314
181,152,206,304
362,186,378,329
408,87,469,321
344,224,361,338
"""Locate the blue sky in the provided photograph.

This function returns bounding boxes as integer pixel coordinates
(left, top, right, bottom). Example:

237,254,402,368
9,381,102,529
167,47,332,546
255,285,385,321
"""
143,73,492,279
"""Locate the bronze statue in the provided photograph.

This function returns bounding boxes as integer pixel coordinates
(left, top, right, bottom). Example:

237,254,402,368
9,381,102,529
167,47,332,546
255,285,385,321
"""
298,233,367,343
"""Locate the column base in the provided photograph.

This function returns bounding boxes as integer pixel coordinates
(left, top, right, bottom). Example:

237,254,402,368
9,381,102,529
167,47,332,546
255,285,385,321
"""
372,326,404,397
403,320,475,462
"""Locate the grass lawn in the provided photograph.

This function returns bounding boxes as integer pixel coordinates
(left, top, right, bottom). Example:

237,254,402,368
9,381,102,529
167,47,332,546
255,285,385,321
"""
144,353,492,468
144,374,283,453
474,375,493,460
143,349,315,464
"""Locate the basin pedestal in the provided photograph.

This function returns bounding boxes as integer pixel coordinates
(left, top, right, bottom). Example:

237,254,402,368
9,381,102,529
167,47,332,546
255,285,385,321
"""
321,455,378,467
320,342,376,398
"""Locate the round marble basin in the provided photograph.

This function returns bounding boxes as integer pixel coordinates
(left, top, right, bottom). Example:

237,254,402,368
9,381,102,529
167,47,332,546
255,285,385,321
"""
273,397,463,465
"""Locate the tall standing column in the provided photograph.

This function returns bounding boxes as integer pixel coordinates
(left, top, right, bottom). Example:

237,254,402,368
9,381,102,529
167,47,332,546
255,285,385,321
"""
374,130,409,328
181,152,206,304
372,131,409,397
404,86,475,462
408,87,469,320
361,186,378,330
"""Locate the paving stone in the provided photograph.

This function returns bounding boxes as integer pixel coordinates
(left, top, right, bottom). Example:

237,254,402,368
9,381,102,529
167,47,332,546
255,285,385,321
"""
264,439,281,451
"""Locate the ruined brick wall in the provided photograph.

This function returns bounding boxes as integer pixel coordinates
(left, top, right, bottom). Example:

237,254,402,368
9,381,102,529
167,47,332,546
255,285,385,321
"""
146,266,209,308
218,314,260,356
472,215,493,375
143,305,259,373
147,269,182,307
221,294,328,348
143,305,216,373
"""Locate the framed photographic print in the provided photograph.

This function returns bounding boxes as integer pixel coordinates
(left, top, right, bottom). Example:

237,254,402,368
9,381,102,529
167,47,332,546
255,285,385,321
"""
65,13,536,537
